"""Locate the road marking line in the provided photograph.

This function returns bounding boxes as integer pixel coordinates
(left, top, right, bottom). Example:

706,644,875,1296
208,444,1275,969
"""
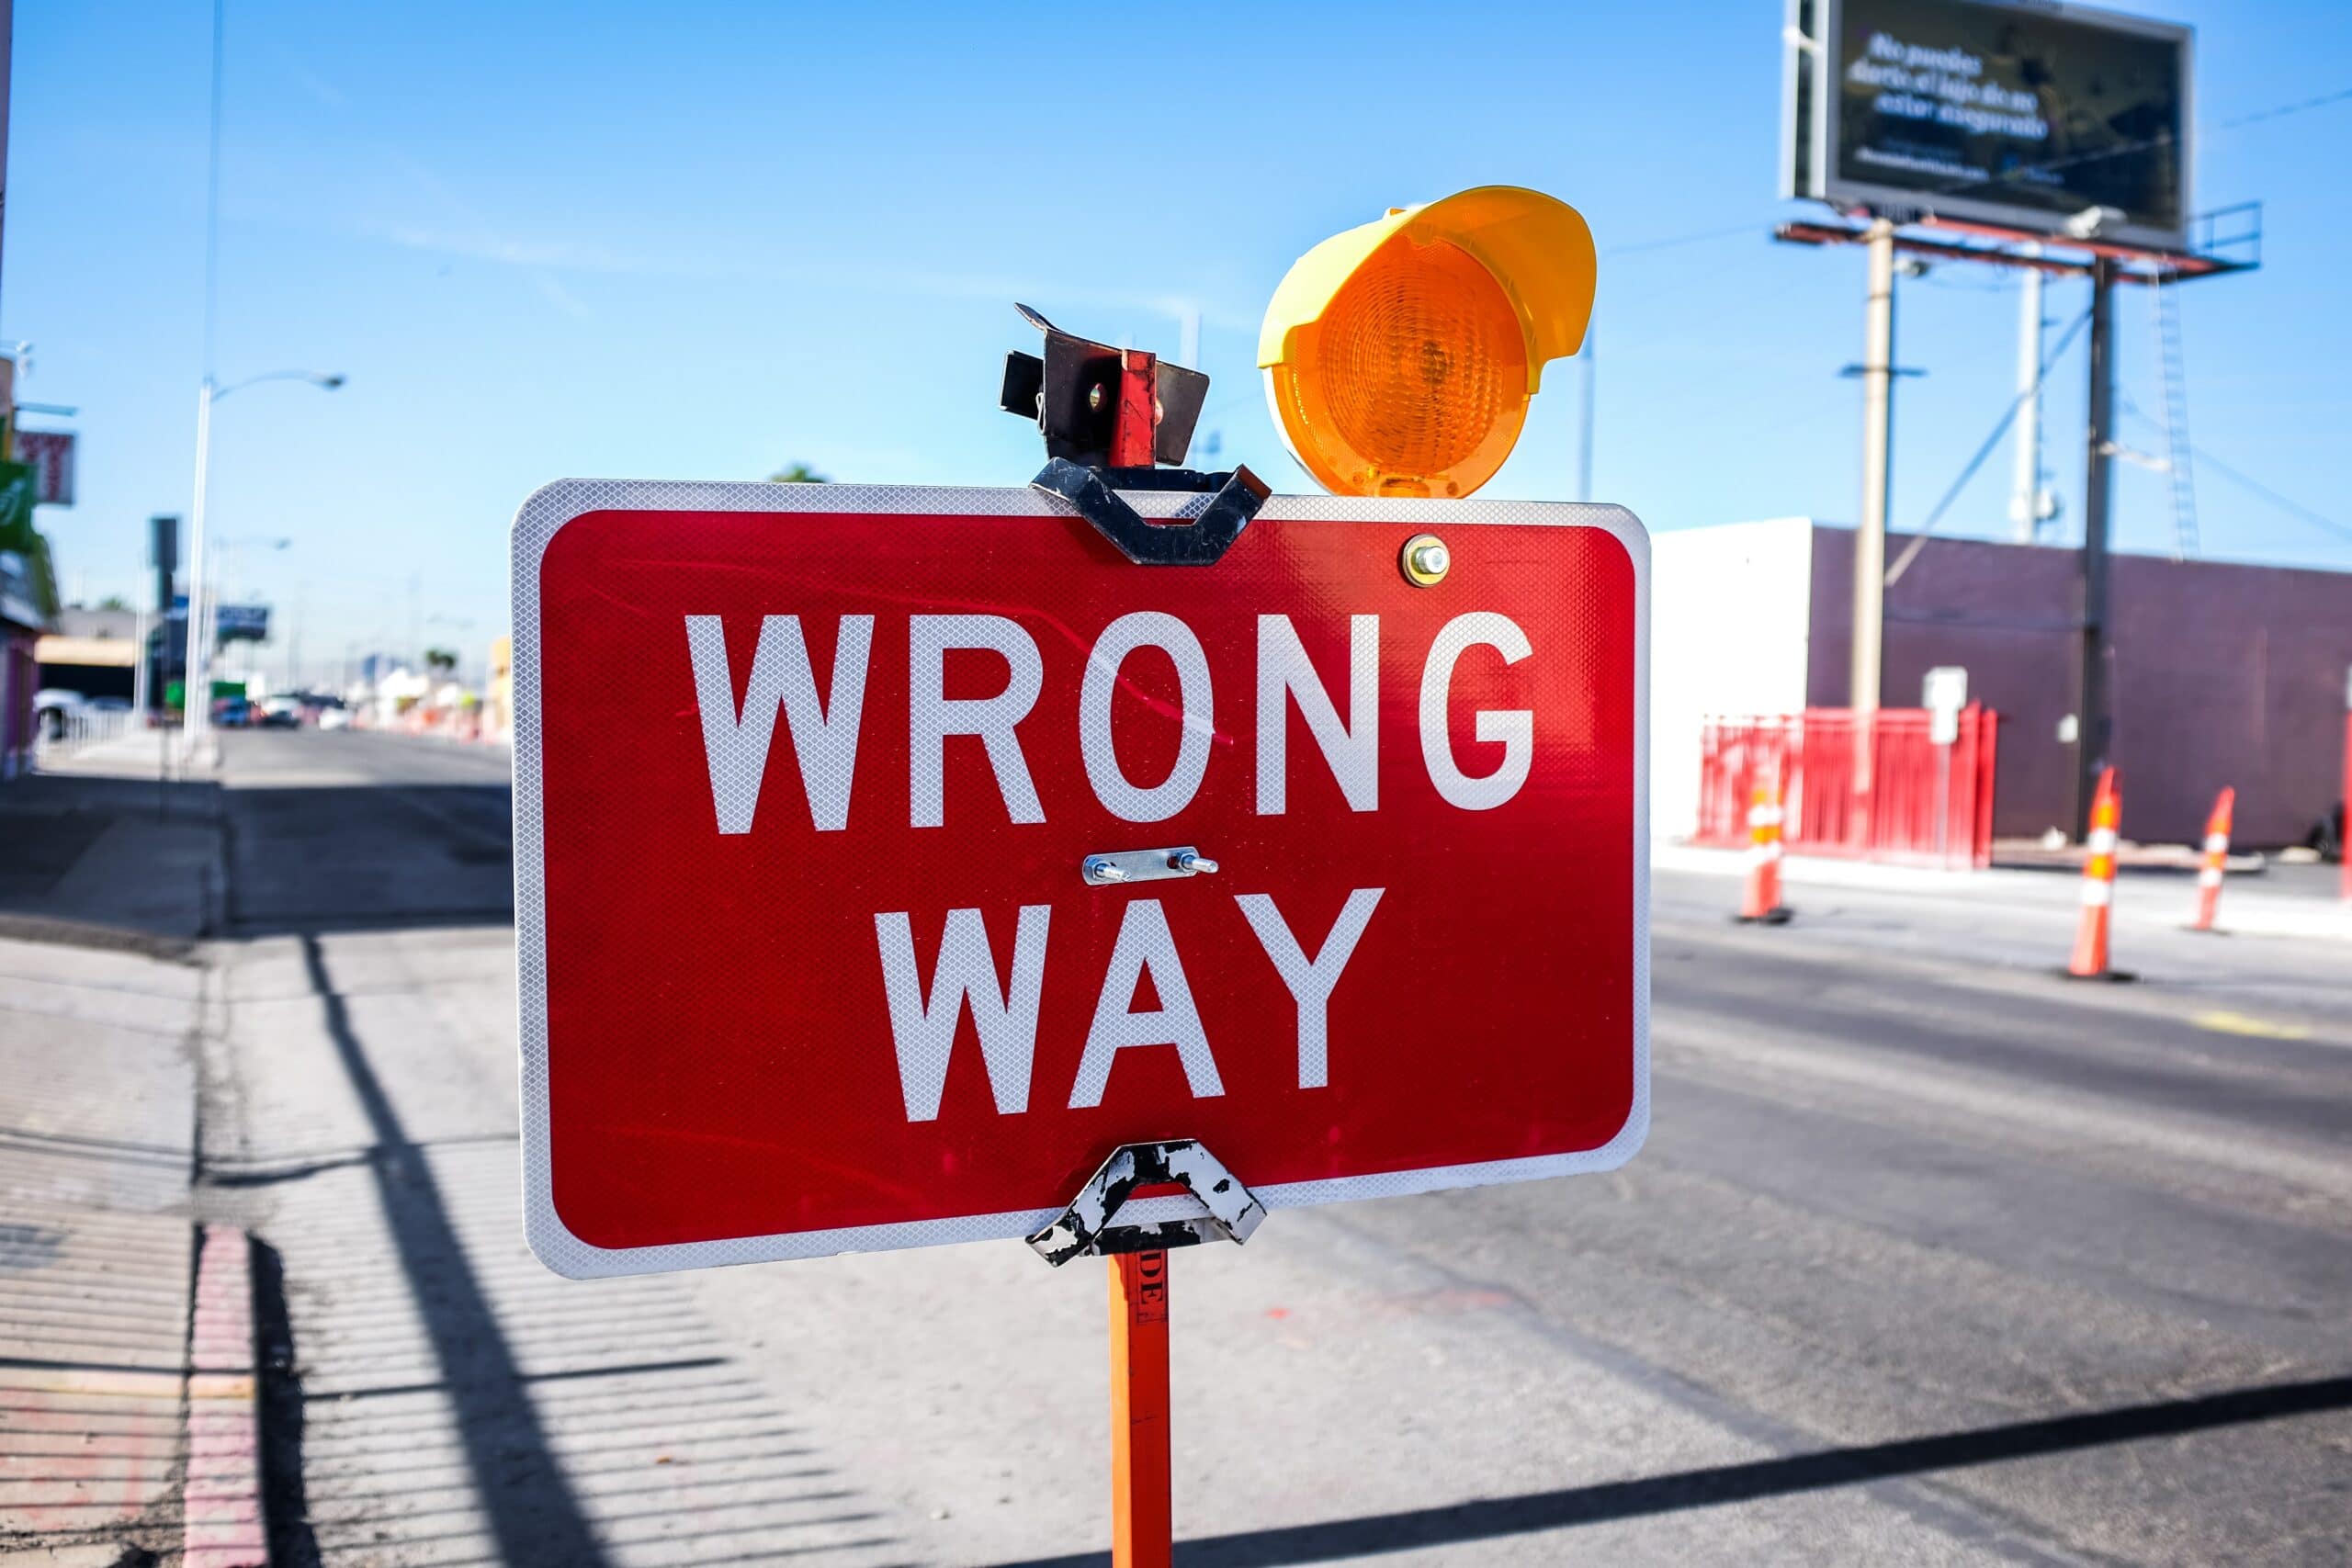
2192,1010,2312,1041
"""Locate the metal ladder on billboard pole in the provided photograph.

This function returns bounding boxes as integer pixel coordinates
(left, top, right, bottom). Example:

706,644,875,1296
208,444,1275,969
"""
2151,263,2199,561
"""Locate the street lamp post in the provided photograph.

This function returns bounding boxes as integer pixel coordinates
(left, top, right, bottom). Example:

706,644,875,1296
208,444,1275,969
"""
180,369,342,764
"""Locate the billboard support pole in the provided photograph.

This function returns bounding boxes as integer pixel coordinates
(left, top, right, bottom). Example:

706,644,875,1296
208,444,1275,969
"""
1577,326,1596,503
1852,218,1896,827
2075,257,2117,842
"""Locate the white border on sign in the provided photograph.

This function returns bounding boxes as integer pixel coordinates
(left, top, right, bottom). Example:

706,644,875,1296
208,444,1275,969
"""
513,480,1651,1279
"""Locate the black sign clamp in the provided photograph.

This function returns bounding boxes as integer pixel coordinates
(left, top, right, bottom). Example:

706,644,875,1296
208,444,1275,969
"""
1000,304,1268,566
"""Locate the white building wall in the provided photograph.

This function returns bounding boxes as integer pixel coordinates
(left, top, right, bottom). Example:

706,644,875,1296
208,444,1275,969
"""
1649,517,1816,840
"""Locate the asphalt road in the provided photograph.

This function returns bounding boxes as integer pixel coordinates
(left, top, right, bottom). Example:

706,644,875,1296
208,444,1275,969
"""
198,728,2352,1566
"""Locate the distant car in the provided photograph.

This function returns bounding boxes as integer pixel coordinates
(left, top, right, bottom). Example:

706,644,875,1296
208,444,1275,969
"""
258,696,302,728
318,705,353,731
32,688,86,739
218,696,252,728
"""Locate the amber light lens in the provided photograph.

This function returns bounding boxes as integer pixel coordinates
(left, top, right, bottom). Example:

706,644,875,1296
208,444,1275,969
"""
1269,235,1530,498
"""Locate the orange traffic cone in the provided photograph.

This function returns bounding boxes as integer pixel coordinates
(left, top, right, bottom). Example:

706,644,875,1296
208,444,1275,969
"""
2067,767,2120,977
2189,786,2234,932
1737,769,1792,925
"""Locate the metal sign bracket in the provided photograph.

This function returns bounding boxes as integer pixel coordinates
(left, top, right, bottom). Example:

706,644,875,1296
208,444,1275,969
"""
1025,1140,1264,1564
1026,1138,1266,1266
1031,457,1269,567
1001,303,1268,566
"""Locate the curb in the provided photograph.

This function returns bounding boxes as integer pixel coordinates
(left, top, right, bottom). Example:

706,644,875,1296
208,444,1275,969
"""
0,909,200,961
1654,840,2352,941
182,1224,268,1568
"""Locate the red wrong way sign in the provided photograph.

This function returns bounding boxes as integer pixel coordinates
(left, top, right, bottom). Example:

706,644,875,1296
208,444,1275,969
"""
514,480,1648,1277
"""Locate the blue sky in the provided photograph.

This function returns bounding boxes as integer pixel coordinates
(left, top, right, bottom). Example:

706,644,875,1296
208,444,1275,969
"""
7,0,2349,674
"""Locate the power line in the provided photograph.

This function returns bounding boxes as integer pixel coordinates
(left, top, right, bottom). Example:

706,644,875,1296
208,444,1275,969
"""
202,0,225,378
2220,84,2352,130
1917,270,2018,294
1604,219,1776,257
1883,305,2093,586
2111,393,2352,553
1605,272,1815,356
2132,420,2352,551
1595,215,1804,320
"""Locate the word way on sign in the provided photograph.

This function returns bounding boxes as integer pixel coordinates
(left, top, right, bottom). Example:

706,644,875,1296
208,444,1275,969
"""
684,608,1538,1125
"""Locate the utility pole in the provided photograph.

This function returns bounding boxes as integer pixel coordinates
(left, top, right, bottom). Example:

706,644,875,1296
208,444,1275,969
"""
182,0,226,768
2009,246,2043,542
130,608,151,719
288,580,305,692
2075,258,2117,841
1576,328,1596,503
1853,219,1896,719
0,0,13,324
185,379,216,758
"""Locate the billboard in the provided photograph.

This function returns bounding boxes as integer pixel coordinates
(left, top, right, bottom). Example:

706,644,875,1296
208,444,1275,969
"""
167,596,272,643
1784,0,2192,252
216,604,270,643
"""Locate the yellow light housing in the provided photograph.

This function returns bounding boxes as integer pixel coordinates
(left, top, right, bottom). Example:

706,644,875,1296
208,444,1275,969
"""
1259,186,1596,498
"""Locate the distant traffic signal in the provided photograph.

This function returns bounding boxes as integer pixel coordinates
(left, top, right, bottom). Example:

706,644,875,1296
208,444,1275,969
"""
1259,186,1595,499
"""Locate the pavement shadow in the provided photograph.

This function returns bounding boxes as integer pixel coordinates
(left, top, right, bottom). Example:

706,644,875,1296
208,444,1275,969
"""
249,1235,322,1568
987,1372,2352,1566
221,783,513,937
295,932,606,1565
0,771,222,952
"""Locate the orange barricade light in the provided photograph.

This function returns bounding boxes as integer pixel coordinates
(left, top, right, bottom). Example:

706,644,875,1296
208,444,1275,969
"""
1259,186,1596,499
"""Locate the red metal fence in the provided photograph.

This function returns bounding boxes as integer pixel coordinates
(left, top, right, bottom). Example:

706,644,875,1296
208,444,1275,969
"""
1696,705,2000,869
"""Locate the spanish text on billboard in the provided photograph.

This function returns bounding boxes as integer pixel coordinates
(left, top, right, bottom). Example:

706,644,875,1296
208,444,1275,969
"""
1837,0,2186,237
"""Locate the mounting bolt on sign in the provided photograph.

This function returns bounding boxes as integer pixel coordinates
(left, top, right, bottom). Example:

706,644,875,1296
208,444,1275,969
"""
511,186,1641,1568
1401,533,1452,586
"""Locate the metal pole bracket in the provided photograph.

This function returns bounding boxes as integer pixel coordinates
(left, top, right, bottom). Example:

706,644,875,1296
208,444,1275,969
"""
1031,458,1268,566
1001,301,1268,566
1026,1139,1266,1267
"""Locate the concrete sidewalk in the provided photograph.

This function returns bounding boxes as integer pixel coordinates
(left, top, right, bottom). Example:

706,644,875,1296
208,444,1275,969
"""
1655,840,2352,943
0,742,266,1567
1,733,220,950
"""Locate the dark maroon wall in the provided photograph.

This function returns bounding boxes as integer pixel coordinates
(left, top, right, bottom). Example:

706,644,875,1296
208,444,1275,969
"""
1806,525,2352,847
